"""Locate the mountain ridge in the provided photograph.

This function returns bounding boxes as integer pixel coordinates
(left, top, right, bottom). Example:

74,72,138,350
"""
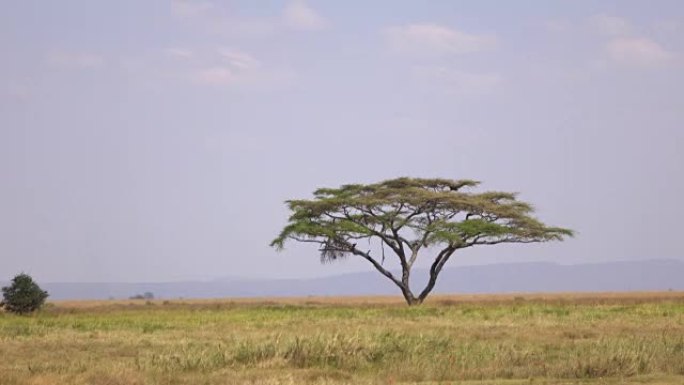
4,259,683,300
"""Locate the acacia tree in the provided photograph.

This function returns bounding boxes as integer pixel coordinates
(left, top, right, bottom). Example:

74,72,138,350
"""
271,178,573,305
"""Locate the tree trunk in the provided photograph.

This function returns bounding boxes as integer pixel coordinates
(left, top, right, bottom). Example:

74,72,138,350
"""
417,271,439,304
400,267,416,305
415,247,457,304
400,286,418,306
404,293,422,306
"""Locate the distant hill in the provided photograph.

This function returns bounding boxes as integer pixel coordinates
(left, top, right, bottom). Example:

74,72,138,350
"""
5,259,683,300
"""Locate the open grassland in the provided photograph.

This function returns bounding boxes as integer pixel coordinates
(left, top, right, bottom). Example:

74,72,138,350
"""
1,292,683,385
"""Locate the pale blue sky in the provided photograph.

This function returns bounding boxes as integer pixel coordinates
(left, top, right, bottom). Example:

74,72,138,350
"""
1,1,683,282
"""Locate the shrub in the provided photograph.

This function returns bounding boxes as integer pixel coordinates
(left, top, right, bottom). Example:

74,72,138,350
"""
1,273,49,315
130,292,154,300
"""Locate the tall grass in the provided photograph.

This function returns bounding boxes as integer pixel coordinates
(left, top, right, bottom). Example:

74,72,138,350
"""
1,293,683,384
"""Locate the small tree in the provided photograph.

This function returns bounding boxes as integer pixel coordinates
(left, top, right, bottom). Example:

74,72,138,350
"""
130,292,155,300
271,177,573,305
1,273,49,314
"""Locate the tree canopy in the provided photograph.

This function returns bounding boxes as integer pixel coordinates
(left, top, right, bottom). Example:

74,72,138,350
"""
1,273,49,314
271,177,573,305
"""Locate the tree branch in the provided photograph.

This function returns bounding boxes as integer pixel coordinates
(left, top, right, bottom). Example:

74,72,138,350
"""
341,211,404,258
348,247,404,289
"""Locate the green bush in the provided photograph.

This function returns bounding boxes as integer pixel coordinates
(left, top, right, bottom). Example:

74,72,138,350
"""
1,273,49,315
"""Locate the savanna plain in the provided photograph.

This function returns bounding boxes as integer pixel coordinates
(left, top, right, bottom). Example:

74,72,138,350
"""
1,292,683,385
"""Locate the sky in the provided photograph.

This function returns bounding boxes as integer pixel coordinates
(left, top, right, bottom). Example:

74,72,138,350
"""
1,0,683,283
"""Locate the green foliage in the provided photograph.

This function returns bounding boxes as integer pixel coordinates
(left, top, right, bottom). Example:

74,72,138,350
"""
272,177,574,305
130,292,155,300
1,273,49,315
272,177,572,252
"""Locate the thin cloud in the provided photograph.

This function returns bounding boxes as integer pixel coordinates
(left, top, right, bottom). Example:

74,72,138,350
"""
191,66,295,89
605,37,673,67
218,49,260,70
415,66,501,95
165,48,194,59
221,18,277,37
590,15,632,37
543,20,571,33
193,67,235,86
171,0,326,36
171,0,214,19
384,23,496,56
653,20,680,34
47,51,104,69
5,83,32,102
187,48,274,87
283,0,329,31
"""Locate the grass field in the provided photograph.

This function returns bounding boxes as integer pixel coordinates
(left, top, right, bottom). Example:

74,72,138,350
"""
1,292,684,385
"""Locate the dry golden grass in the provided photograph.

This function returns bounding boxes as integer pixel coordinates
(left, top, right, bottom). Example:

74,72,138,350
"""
2,292,683,385
53,290,684,308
